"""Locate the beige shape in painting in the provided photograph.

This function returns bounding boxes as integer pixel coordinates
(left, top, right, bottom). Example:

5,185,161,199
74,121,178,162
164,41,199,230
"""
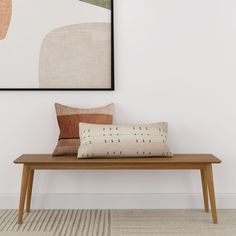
39,23,111,88
0,0,12,40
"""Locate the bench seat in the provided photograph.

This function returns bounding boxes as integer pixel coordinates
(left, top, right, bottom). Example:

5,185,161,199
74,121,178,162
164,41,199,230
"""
14,154,221,224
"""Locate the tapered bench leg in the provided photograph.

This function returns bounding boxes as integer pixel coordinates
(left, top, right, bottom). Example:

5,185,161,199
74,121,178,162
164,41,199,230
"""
18,164,29,224
26,169,34,213
201,169,209,212
206,164,217,224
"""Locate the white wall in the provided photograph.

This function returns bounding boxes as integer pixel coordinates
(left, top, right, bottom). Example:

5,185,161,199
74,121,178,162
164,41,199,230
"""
1,0,236,209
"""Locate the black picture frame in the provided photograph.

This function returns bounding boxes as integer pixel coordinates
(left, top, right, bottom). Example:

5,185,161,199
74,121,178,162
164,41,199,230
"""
0,0,114,91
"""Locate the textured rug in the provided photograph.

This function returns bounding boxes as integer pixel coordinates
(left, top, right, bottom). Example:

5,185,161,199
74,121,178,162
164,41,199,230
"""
0,210,236,236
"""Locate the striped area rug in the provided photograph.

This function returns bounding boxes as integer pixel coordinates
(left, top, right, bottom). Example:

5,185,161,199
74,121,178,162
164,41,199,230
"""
111,210,236,236
0,210,110,236
1,210,236,236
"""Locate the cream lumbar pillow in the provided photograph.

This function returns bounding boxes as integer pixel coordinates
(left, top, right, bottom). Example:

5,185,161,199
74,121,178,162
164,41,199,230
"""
78,122,172,158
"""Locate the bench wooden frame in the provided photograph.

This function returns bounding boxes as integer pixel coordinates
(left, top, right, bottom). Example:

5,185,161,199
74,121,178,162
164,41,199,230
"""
14,154,221,224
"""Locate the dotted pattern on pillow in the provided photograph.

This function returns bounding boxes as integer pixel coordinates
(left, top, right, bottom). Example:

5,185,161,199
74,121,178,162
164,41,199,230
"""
78,123,172,158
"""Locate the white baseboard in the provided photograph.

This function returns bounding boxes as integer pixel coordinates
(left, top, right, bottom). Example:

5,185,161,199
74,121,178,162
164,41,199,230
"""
0,193,236,209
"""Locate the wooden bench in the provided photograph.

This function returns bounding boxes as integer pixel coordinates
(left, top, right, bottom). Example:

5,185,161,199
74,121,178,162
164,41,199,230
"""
14,154,221,224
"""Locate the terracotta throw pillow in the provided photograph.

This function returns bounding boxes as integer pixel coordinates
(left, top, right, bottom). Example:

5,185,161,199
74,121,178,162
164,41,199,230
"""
78,123,172,158
53,103,114,156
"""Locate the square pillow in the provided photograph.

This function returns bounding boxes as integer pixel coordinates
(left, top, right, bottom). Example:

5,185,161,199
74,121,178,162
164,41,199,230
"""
78,122,172,158
53,103,114,156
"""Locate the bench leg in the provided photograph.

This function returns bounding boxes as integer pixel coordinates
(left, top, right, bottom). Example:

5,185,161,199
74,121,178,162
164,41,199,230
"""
201,169,209,212
205,164,217,224
26,169,34,213
18,164,29,224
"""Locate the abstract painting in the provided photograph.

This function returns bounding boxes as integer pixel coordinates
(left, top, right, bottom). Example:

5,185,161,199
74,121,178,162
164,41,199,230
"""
0,0,114,90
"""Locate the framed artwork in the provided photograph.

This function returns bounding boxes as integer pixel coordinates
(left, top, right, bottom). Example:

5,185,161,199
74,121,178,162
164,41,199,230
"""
0,0,114,90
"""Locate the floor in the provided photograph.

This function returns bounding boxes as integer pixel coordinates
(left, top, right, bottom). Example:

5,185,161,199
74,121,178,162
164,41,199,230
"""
0,210,236,236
